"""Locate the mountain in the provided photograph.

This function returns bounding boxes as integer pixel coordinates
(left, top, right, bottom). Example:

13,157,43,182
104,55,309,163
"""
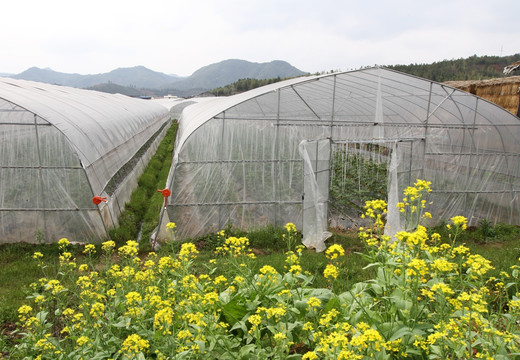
167,59,306,90
12,66,184,89
85,83,155,97
9,60,306,96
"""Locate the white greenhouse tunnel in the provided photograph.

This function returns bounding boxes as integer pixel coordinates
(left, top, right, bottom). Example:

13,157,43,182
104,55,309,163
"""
158,67,520,251
0,78,171,243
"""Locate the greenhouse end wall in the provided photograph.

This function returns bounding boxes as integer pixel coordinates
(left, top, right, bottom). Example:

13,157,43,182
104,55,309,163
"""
159,68,520,249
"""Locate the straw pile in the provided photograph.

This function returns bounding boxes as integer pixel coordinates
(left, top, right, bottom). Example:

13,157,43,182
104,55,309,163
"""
444,76,520,115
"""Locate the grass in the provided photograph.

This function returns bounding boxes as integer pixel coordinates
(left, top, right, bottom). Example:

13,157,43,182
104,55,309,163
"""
1,222,519,326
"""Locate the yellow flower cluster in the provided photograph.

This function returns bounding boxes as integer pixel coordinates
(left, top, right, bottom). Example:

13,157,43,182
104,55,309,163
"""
285,222,297,233
323,264,339,280
101,240,115,252
179,242,199,260
215,236,251,258
118,240,139,258
325,244,345,260
120,334,150,357
83,243,96,255
465,254,494,276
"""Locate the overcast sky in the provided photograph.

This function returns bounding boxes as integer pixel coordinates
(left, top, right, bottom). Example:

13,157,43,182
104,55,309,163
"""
2,0,519,76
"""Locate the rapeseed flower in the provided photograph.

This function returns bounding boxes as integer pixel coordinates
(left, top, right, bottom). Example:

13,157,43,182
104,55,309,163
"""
285,222,297,233
325,244,345,260
120,334,150,357
83,243,96,255
323,264,339,280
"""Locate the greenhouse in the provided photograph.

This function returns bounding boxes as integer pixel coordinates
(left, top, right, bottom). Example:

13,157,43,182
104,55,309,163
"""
0,78,171,243
159,67,520,251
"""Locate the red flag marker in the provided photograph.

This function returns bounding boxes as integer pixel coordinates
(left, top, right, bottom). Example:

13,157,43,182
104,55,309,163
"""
157,188,171,207
92,196,107,205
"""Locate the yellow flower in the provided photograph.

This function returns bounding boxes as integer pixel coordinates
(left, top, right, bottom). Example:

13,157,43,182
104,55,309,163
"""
214,275,228,285
58,238,70,249
76,336,90,346
78,264,89,272
273,332,287,341
452,245,470,256
289,264,302,275
257,306,286,319
302,322,314,331
248,314,261,326
324,264,339,280
90,302,105,318
101,240,116,252
118,240,139,258
431,282,454,295
120,334,150,357
465,254,494,276
83,243,96,255
307,297,322,309
166,222,176,230
179,242,199,259
285,222,297,232
302,351,318,360
325,244,345,260
431,258,458,273
126,291,142,305
450,215,468,229
32,252,43,260
259,265,278,275
319,309,339,326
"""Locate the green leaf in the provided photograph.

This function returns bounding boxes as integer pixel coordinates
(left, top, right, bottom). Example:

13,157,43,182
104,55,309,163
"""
388,325,414,341
238,344,256,358
324,295,340,312
222,297,249,326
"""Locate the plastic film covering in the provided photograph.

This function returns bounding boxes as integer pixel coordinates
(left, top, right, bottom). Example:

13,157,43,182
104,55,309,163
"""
0,78,170,243
163,67,520,250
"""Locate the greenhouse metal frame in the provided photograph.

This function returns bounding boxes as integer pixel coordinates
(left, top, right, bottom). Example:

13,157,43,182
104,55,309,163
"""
160,67,520,251
0,77,171,243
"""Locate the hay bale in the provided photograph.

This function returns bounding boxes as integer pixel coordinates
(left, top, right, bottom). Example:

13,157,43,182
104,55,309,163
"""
444,76,520,115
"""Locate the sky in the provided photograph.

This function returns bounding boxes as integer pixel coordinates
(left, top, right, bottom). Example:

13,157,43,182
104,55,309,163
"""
2,0,519,77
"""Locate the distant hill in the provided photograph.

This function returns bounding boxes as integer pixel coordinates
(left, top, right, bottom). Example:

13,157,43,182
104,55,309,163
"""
85,82,155,97
9,55,520,98
166,59,306,91
12,66,183,89
9,60,307,97
386,54,520,82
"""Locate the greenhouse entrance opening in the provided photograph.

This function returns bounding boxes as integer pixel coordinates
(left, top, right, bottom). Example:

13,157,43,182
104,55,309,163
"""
329,141,393,229
300,138,421,251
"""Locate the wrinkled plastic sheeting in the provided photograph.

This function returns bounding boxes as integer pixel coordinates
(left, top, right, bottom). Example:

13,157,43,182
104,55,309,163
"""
299,139,332,252
385,142,402,238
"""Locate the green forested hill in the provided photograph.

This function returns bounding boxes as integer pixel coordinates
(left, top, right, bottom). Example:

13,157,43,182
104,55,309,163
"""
386,53,520,82
210,54,520,96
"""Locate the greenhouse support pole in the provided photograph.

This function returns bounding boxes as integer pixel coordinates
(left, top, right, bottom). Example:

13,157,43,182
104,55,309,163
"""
218,112,226,229
419,82,433,181
34,113,48,239
463,96,479,219
329,74,336,139
274,89,281,226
